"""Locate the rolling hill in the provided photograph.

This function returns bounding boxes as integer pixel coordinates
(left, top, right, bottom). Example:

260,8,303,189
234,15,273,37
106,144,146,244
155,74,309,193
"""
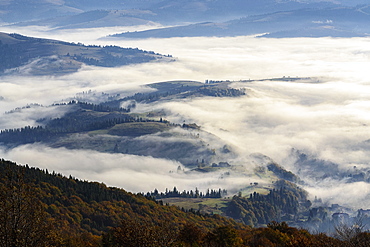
0,32,170,75
0,80,245,166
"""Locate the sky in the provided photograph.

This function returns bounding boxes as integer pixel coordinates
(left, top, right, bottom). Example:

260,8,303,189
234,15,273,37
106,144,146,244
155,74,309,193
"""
1,26,370,207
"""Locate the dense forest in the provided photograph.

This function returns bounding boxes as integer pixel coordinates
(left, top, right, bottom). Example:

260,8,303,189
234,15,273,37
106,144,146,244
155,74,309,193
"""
226,180,311,226
1,158,370,246
0,159,243,246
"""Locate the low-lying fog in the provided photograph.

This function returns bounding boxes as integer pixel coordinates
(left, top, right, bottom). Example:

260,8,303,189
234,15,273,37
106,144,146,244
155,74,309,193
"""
1,26,370,207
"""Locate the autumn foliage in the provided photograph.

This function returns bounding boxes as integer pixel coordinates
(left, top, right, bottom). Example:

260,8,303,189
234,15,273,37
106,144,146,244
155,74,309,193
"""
1,158,370,246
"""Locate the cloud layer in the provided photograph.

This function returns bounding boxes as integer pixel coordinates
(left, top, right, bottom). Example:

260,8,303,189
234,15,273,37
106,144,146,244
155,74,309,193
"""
1,26,370,206
0,144,260,194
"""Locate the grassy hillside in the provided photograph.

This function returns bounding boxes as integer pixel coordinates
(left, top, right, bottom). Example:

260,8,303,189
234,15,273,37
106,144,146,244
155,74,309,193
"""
107,122,171,136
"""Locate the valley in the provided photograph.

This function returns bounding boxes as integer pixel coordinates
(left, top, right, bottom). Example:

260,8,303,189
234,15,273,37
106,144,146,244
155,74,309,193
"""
1,0,370,245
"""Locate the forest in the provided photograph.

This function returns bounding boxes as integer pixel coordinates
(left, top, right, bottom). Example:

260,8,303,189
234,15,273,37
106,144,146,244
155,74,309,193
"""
0,158,242,246
1,158,370,246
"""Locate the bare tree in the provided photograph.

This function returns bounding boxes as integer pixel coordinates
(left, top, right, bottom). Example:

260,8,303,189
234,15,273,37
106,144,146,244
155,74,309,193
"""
334,216,370,247
0,167,53,247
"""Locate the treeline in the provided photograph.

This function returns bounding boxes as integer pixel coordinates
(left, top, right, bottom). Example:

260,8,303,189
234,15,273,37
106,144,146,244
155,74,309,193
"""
126,85,246,103
226,180,311,226
193,86,245,97
5,103,43,114
73,51,156,68
102,45,168,57
5,100,128,115
145,187,228,199
115,85,198,104
54,100,130,112
0,115,133,145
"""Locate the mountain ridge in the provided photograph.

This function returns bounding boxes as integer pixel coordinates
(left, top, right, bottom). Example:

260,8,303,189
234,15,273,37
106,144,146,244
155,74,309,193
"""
109,6,370,38
0,0,340,24
0,32,170,75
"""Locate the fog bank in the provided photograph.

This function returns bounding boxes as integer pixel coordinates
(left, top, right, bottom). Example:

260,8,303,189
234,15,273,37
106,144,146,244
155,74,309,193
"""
1,26,370,206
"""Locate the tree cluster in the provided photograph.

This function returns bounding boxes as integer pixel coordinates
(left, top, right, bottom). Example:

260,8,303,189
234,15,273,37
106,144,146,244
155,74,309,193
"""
146,187,228,199
67,100,129,113
194,86,245,97
226,181,310,226
267,162,301,183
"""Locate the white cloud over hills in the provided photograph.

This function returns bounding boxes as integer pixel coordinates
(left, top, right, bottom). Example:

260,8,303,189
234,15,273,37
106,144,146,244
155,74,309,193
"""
1,26,370,206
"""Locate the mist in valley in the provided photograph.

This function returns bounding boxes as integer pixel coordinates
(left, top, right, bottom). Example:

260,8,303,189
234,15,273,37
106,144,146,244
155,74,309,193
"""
1,26,370,208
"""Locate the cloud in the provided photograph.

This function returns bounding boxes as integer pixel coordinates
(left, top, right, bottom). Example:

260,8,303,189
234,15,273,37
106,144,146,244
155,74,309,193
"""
0,69,159,130
2,26,370,206
0,104,72,130
304,180,370,209
0,144,258,194
0,25,164,45
160,80,370,170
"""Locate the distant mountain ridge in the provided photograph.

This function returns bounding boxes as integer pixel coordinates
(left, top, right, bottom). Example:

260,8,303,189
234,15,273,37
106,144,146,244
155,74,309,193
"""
109,6,370,38
12,9,160,29
0,0,339,23
2,0,369,38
